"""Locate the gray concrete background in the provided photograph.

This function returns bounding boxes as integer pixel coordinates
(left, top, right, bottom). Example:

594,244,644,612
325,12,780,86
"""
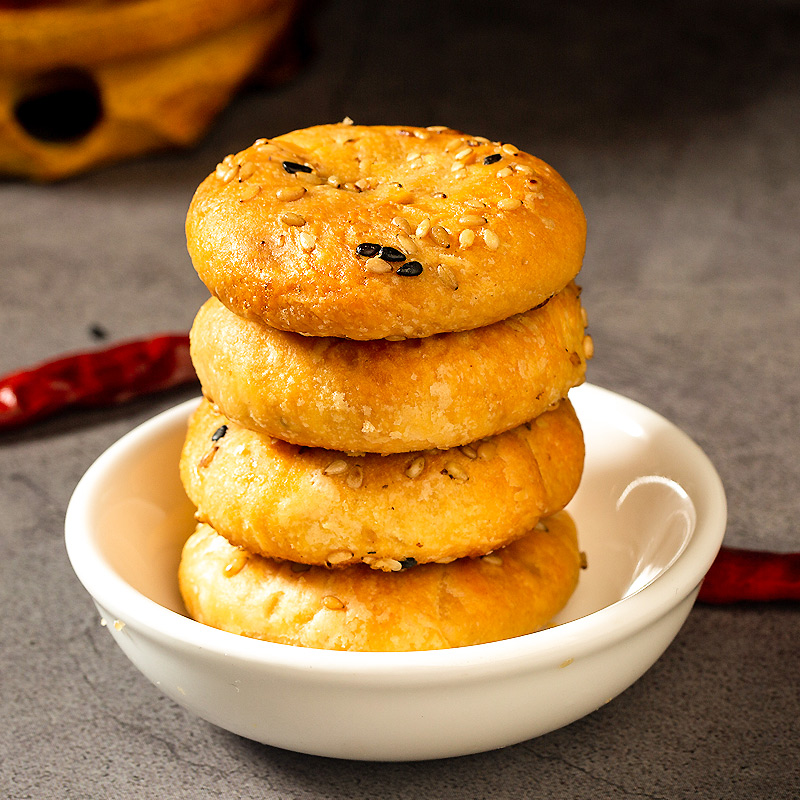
1,0,798,797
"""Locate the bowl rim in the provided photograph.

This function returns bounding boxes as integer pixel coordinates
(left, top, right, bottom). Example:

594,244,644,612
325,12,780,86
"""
65,384,727,680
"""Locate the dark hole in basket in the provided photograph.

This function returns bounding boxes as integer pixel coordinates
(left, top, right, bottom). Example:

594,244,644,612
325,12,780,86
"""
14,68,103,143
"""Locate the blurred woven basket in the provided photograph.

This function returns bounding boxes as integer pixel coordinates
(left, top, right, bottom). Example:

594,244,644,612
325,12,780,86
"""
0,0,301,181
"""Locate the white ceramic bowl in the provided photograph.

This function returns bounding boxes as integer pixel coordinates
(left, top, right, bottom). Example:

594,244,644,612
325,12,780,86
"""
65,384,726,761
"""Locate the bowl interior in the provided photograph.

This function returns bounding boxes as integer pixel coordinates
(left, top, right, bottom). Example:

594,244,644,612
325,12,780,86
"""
68,384,716,636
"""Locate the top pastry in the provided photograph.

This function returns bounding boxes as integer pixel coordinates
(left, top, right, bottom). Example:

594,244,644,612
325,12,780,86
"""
186,123,586,339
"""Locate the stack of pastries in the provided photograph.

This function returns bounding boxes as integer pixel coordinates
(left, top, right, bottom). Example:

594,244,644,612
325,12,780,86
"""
178,123,593,651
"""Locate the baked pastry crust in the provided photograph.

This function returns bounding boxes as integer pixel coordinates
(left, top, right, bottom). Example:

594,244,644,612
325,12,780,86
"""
178,511,581,651
185,124,586,339
180,397,584,567
190,281,588,453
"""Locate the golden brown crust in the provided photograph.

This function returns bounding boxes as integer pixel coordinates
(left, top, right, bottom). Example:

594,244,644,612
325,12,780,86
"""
178,511,581,651
179,398,584,567
190,282,588,453
185,124,586,339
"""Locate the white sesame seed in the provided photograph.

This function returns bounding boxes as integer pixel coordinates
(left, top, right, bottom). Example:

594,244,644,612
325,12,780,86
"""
239,184,261,202
415,218,431,238
253,138,268,146
477,441,497,460
458,229,475,249
514,164,533,174
497,198,522,210
366,256,392,273
326,550,353,565
430,226,451,248
369,558,403,572
460,445,478,459
280,212,306,226
583,334,595,359
496,166,513,178
277,185,306,201
322,595,346,609
501,143,519,155
327,175,340,186
238,161,256,181
458,214,486,227
437,263,459,290
482,553,503,566
444,137,463,152
581,306,589,327
451,160,466,172
464,199,485,209
392,216,412,234
220,165,238,184
405,456,426,479
223,550,248,577
323,459,348,475
298,231,316,251
396,232,417,254
341,116,354,125
483,229,500,250
406,152,421,162
444,461,468,481
346,465,364,489
454,147,473,161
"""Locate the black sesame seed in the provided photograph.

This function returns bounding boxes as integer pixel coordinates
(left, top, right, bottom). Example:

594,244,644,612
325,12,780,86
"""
356,242,381,257
483,153,502,165
282,160,312,174
378,245,406,262
396,260,423,276
211,425,228,442
399,557,418,570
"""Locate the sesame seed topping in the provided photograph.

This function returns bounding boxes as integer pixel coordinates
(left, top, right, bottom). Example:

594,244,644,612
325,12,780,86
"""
198,445,218,468
276,185,306,202
280,212,306,226
431,192,448,198
451,161,467,173
443,461,468,481
584,334,595,359
497,198,522,211
454,147,474,161
211,425,228,442
535,520,550,532
392,216,412,233
501,143,519,155
514,164,533,174
458,229,475,249
323,459,348,475
430,226,451,248
541,217,556,230
253,138,268,146
365,256,392,273
405,456,425,479
460,445,478,459
396,233,417,254
444,137,463,152
356,242,381,257
464,199,485,209
326,550,354,565
396,260,423,276
219,165,238,184
496,166,513,178
322,595,346,610
483,153,502,165
327,175,341,187
298,231,316,251
223,549,248,577
477,441,497,460
481,553,503,566
238,161,256,181
238,184,261,202
368,558,404,572
342,116,354,125
346,465,364,489
458,214,486,227
282,160,312,174
378,245,406,262
483,229,500,250
415,218,431,238
437,263,459,290
581,306,589,327
406,152,421,162
524,191,544,204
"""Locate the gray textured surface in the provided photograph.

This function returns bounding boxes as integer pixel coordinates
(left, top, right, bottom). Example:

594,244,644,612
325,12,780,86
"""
1,0,798,797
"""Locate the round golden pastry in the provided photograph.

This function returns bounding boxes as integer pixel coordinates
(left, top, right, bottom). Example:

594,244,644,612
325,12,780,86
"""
190,281,589,453
185,123,586,339
178,511,581,651
180,397,584,567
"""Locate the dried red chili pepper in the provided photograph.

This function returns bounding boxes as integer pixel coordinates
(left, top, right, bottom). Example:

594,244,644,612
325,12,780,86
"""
0,334,196,430
698,547,800,603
